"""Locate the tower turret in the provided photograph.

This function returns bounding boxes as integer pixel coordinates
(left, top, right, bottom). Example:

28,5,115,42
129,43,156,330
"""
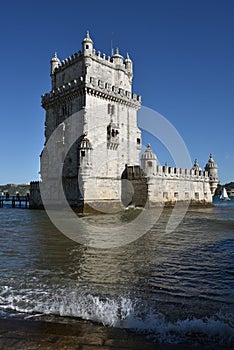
50,52,61,90
111,48,124,65
50,52,60,75
125,53,133,80
205,153,219,195
78,138,93,175
192,159,201,172
141,144,157,176
82,31,94,56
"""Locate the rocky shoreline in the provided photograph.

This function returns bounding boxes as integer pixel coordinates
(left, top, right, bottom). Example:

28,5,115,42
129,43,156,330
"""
0,317,231,350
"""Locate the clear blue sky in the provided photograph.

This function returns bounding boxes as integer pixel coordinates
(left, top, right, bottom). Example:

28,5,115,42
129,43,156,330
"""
0,0,233,184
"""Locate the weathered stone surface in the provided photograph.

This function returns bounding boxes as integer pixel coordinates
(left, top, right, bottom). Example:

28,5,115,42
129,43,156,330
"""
30,33,218,210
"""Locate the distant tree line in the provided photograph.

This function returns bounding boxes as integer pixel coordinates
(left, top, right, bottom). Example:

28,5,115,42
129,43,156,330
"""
0,184,30,196
215,182,234,196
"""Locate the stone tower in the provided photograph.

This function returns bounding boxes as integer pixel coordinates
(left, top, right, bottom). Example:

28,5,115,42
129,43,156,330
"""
205,153,219,195
40,32,142,211
30,33,219,210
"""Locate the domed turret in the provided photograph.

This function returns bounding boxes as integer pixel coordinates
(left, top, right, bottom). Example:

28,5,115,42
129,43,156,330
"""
50,52,61,75
125,53,133,79
205,153,219,195
192,159,201,172
111,48,124,65
205,153,218,175
82,31,94,56
141,144,157,176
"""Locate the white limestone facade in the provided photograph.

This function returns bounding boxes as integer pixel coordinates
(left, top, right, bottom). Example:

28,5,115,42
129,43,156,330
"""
38,32,142,210
145,161,213,205
140,145,218,206
30,32,219,210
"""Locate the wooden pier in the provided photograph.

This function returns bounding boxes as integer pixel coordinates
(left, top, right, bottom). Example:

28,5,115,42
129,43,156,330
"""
0,195,29,208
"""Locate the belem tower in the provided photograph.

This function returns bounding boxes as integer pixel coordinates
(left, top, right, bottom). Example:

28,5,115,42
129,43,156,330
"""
30,32,219,211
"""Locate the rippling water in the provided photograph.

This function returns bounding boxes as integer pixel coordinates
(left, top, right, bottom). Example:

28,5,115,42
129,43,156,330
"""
0,197,233,346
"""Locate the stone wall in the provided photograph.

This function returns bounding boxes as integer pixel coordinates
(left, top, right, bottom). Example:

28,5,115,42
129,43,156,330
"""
29,181,43,209
122,164,213,208
122,165,148,207
147,165,212,206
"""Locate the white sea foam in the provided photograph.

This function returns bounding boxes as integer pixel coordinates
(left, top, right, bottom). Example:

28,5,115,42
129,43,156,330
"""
0,286,233,346
124,309,234,345
0,286,133,327
36,293,133,326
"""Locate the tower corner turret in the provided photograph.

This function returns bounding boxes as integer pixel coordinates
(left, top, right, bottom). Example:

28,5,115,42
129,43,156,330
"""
82,31,94,56
125,52,133,80
111,48,124,65
192,159,201,171
50,52,61,75
141,144,158,176
205,153,219,195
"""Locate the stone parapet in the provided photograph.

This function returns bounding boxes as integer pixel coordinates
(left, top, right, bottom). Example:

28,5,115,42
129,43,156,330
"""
53,50,82,73
152,165,209,181
87,77,141,107
41,78,141,109
52,48,132,75
41,78,85,107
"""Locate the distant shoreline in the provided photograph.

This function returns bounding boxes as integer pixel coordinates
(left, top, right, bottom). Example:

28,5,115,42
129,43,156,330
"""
0,183,30,196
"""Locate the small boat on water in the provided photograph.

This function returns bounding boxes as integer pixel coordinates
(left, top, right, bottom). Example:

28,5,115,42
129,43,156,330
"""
220,187,231,201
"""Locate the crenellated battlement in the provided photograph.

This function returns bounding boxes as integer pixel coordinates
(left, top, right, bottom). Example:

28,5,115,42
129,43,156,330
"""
153,165,209,180
47,32,138,108
30,181,40,189
53,50,82,73
52,48,132,75
125,164,209,181
86,76,141,106
41,78,85,106
42,76,141,108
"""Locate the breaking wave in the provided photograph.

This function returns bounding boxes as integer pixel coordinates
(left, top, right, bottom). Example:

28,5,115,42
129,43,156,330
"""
124,309,234,345
0,285,233,346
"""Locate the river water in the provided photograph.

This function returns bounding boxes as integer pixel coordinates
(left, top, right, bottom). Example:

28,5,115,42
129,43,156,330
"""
0,198,233,347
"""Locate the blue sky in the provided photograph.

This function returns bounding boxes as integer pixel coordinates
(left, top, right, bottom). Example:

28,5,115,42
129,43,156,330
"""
0,0,233,184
